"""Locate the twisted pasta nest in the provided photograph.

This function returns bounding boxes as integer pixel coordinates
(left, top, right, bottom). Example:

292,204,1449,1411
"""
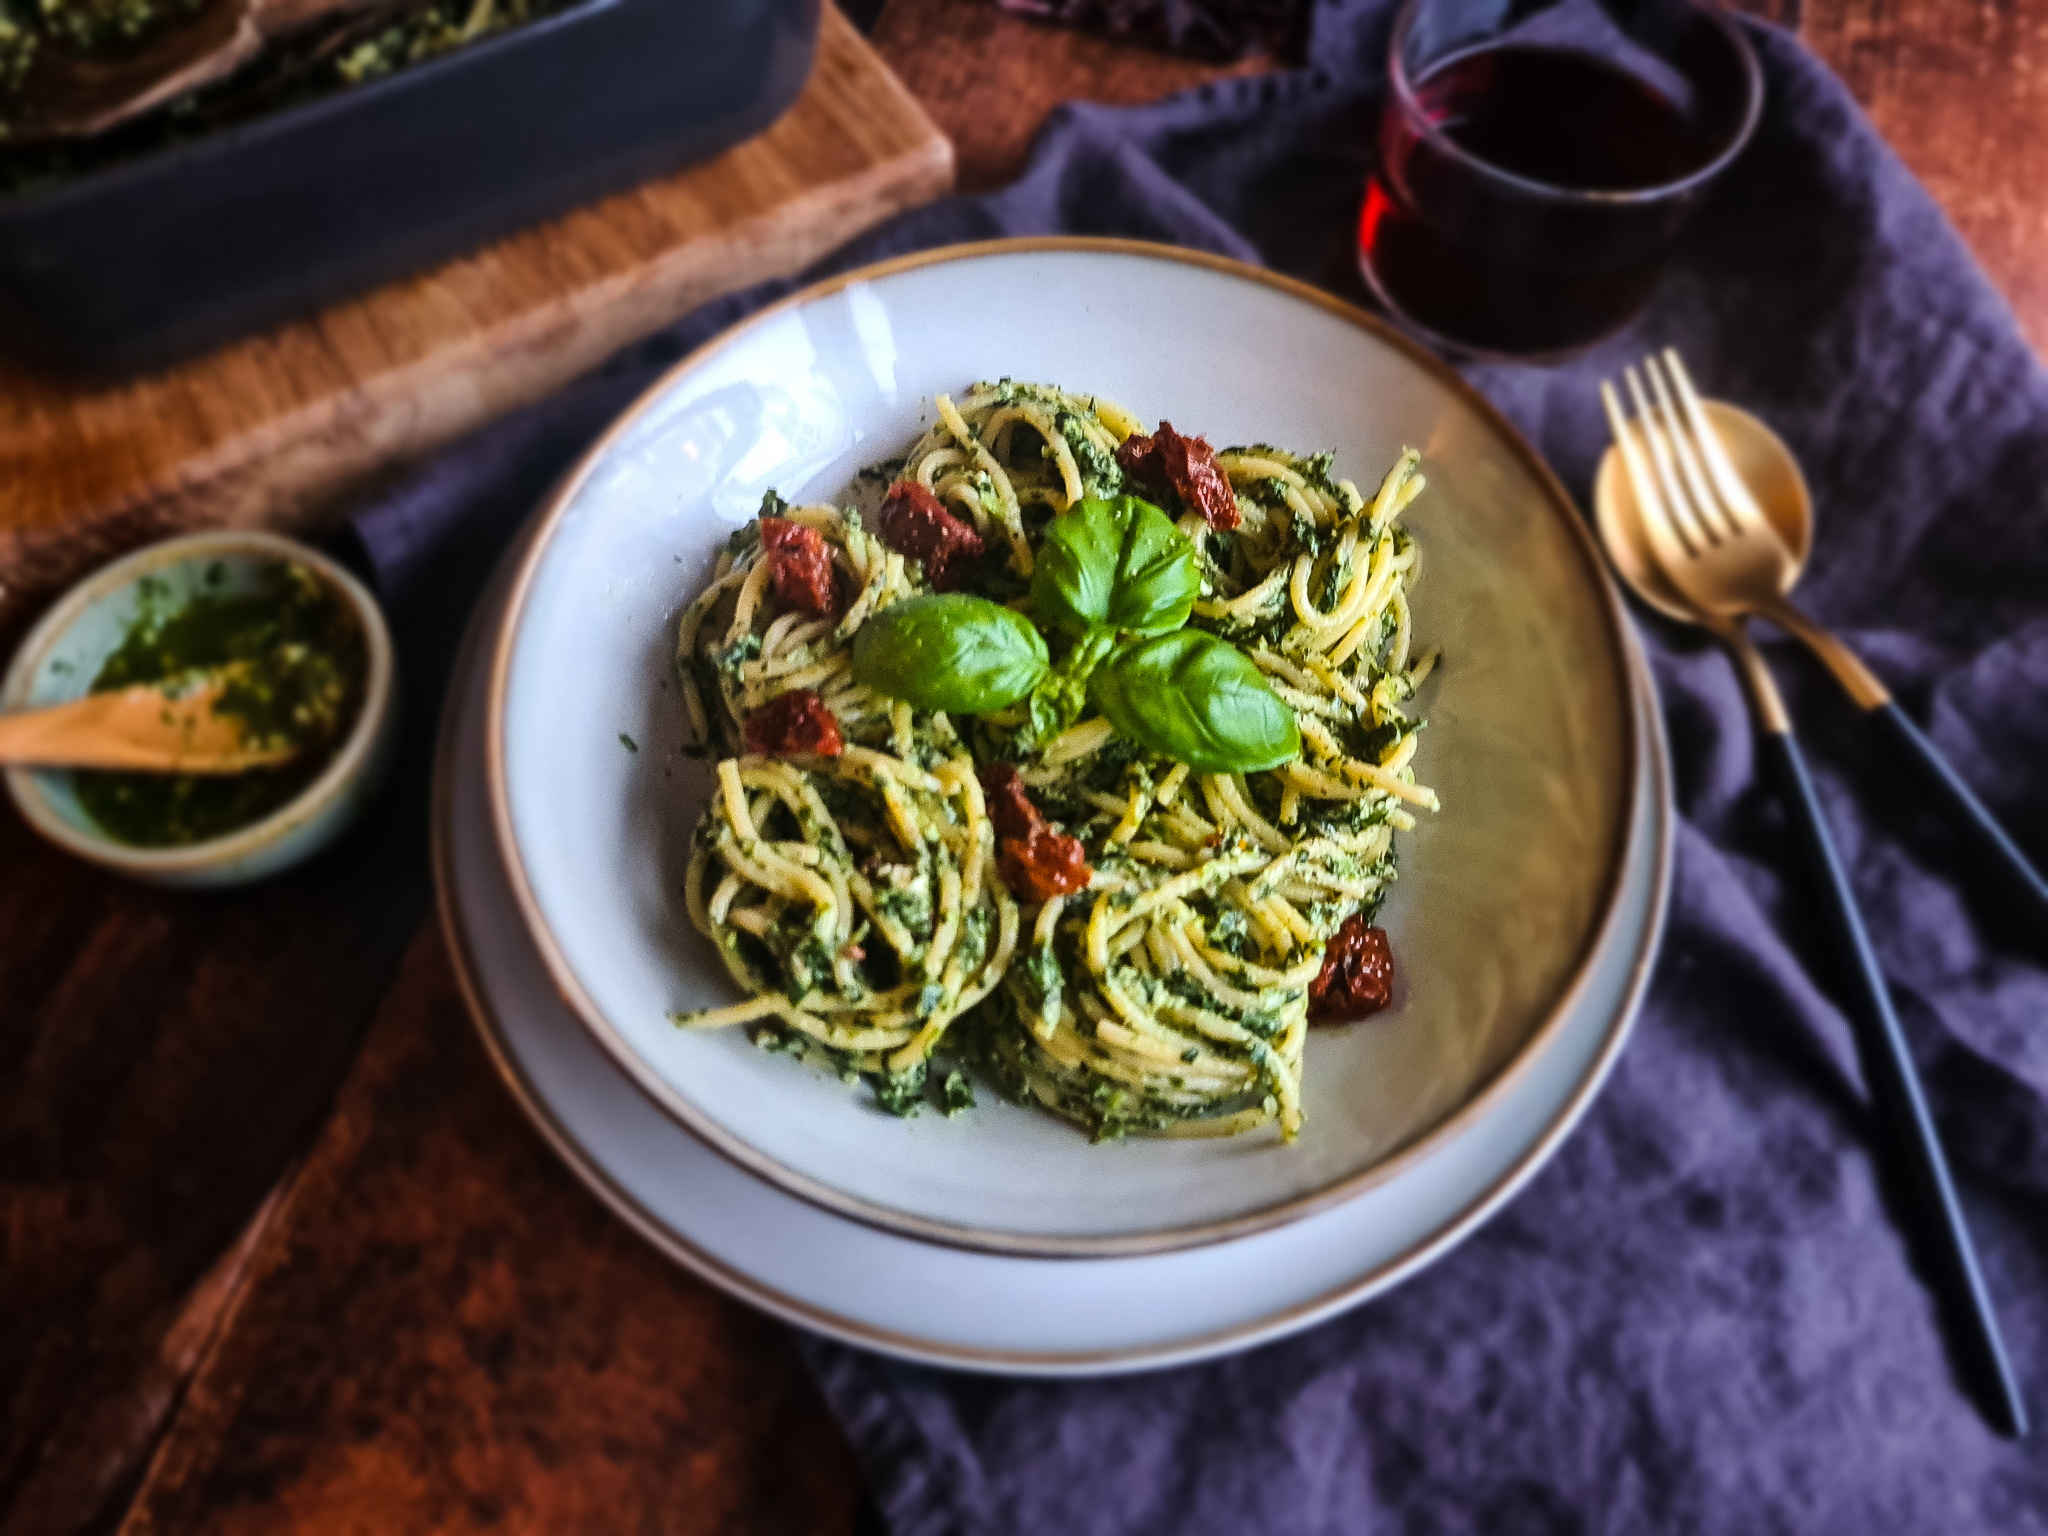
670,381,1438,1141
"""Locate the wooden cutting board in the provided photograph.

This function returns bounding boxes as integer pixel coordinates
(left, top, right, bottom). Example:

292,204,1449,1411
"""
0,4,953,631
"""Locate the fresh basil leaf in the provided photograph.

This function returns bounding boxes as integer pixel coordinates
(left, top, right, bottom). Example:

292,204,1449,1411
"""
1031,495,1199,638
1090,631,1300,773
852,594,1049,714
1025,625,1117,746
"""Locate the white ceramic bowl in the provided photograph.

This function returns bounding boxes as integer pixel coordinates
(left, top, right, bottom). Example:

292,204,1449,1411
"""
439,560,1671,1371
2,530,397,888
489,239,1641,1257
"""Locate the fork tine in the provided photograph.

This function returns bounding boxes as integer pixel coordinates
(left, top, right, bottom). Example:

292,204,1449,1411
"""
1645,353,1726,545
1661,349,1772,540
1600,380,1659,524
1601,378,1696,581
1624,365,1712,557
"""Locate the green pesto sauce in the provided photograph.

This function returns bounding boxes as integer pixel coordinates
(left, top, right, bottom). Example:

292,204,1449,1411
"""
72,560,367,848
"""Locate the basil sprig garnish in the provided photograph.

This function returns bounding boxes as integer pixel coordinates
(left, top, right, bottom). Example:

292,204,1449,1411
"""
852,595,1048,714
1026,625,1117,745
851,490,1298,774
1089,631,1301,774
1031,495,1200,637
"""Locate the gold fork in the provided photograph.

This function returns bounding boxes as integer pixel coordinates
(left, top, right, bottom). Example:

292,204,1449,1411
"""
1598,356,2029,1439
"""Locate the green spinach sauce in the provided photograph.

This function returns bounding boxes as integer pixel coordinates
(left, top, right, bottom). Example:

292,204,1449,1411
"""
73,559,367,848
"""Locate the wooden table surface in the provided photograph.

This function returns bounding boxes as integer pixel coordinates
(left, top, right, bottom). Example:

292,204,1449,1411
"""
5,3,2044,1533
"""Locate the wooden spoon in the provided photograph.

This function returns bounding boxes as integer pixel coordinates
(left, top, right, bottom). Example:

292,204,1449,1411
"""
3,0,390,143
0,667,297,773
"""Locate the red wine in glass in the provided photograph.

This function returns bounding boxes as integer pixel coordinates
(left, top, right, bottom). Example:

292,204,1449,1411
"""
1361,39,1745,358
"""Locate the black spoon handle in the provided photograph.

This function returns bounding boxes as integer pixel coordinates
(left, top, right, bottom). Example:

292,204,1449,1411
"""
1758,725,2029,1438
1866,701,2048,929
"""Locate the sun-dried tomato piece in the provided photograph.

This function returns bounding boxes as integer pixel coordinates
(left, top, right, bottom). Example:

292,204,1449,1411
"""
978,762,1091,900
978,763,1040,844
998,825,1093,902
1309,915,1395,1023
876,480,987,591
742,689,843,758
1113,436,1154,492
759,516,838,617
1115,421,1241,530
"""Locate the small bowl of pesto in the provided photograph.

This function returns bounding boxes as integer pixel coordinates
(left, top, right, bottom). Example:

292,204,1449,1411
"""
1,530,396,887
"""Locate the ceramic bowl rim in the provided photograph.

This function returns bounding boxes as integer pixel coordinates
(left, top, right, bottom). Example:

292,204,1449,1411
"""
484,236,1645,1259
2,529,395,876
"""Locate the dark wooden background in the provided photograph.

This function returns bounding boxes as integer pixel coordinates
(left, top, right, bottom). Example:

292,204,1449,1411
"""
6,3,2045,1533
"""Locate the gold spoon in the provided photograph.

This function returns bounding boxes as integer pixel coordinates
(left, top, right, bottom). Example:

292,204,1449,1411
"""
1594,350,2047,922
0,664,296,773
1595,355,2030,1440
3,0,387,144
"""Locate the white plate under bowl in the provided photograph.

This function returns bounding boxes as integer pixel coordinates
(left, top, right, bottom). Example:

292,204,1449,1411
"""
487,239,1641,1256
441,562,1671,1372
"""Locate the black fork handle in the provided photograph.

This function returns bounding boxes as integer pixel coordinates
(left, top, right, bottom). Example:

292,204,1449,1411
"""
1759,725,2029,1438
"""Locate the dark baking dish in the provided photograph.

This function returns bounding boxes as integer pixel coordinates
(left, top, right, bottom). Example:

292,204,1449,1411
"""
0,0,820,376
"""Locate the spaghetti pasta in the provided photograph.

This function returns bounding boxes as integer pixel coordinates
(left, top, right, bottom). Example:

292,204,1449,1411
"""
670,381,1439,1142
